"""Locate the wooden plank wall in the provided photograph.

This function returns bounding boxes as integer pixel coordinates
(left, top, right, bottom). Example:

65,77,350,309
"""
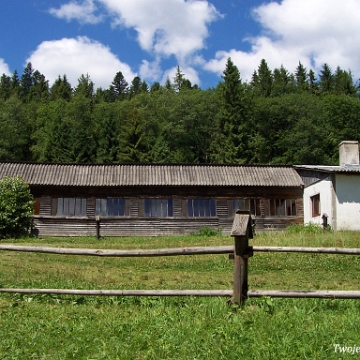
33,195,304,237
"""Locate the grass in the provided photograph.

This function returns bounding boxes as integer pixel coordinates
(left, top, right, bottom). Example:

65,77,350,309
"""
0,228,360,359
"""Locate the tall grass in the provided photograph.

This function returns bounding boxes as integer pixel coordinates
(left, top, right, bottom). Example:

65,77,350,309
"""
0,229,360,359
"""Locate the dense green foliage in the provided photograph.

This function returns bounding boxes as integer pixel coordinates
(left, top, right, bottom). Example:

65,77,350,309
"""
1,59,359,165
0,232,359,359
0,176,34,239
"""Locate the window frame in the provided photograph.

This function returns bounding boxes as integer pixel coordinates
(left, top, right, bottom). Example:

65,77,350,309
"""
188,199,216,217
56,198,87,217
144,199,173,217
95,198,125,217
311,194,320,217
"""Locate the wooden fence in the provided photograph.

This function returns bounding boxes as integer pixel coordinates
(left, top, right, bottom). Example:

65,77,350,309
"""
1,211,360,304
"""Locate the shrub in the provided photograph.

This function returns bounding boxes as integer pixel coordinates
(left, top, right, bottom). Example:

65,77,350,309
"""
195,226,222,237
0,176,34,239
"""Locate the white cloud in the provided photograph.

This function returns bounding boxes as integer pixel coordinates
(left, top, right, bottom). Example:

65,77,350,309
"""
47,0,221,85
49,0,103,24
26,36,136,88
0,58,11,76
205,0,360,83
99,0,221,63
139,59,162,82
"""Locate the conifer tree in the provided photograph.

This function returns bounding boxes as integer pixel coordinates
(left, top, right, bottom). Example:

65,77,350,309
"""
295,61,308,89
319,63,334,93
0,74,11,100
108,71,128,101
212,58,247,163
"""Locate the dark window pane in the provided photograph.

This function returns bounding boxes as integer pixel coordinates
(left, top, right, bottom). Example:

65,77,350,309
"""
194,200,199,217
210,199,216,216
168,199,173,217
199,200,205,217
107,198,114,216
119,199,125,216
188,200,193,217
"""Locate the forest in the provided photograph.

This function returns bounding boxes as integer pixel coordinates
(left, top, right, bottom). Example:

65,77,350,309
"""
0,58,359,165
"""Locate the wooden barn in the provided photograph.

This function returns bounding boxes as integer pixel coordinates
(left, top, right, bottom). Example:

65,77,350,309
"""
0,163,304,236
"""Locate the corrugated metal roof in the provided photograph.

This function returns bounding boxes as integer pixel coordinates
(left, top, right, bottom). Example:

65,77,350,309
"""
295,165,360,173
0,163,304,187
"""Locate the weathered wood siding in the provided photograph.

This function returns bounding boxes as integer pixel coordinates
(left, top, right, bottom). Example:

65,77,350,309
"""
33,194,303,237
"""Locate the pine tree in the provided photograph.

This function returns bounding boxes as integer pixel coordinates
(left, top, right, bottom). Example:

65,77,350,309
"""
0,74,11,100
50,75,72,101
20,62,34,101
319,63,334,93
295,61,308,90
212,58,246,163
108,71,128,101
257,59,273,97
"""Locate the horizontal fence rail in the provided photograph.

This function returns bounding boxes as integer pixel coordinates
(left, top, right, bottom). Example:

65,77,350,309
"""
252,246,360,255
247,290,360,299
0,244,233,257
0,288,233,297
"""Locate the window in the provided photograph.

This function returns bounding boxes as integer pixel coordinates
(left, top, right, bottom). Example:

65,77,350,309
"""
311,194,320,217
269,199,297,216
145,199,173,217
57,198,86,216
188,199,216,217
286,199,297,216
234,199,261,216
234,198,250,212
96,198,125,216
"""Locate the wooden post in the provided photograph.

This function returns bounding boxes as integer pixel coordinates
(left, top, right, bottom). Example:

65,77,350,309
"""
231,211,253,305
95,216,101,239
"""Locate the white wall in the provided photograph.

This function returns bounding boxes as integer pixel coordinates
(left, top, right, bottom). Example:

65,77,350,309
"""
334,174,360,230
303,176,333,227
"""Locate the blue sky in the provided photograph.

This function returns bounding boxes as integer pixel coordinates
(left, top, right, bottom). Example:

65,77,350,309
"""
1,0,360,90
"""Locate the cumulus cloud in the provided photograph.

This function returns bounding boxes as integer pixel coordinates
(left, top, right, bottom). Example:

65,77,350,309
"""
139,59,162,82
205,0,360,82
26,36,136,88
99,0,221,63
47,0,221,85
0,58,11,76
49,0,103,24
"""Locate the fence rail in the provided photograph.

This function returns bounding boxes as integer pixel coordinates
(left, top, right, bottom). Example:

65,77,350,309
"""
0,244,233,257
0,211,359,305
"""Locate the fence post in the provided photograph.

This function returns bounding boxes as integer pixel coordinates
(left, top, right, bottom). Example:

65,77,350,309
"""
95,216,101,239
231,210,253,305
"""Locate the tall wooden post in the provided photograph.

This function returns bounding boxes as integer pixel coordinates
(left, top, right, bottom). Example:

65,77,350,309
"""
95,216,101,239
231,211,253,305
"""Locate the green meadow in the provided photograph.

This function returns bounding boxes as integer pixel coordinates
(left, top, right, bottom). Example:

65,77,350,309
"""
0,228,360,359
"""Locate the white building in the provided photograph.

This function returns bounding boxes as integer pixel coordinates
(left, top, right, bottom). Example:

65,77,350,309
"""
295,141,360,231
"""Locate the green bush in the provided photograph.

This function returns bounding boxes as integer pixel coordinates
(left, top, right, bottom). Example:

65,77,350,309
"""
0,176,34,239
194,226,222,237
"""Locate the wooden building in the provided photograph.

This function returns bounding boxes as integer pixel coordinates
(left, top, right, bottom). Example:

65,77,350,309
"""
0,163,304,236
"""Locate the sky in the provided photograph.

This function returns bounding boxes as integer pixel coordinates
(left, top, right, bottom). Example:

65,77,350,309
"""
1,0,360,90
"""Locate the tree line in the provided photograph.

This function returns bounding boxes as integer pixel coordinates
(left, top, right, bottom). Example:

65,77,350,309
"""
0,59,359,165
